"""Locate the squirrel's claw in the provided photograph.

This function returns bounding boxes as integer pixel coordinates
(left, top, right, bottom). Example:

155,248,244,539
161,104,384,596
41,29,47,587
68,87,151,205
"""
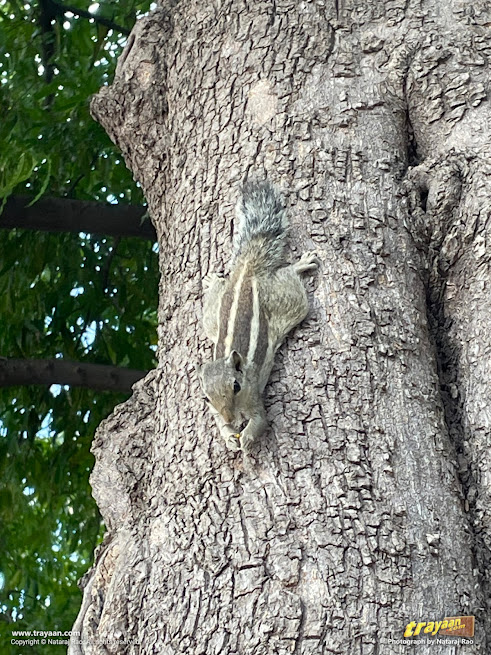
294,251,320,274
203,272,223,291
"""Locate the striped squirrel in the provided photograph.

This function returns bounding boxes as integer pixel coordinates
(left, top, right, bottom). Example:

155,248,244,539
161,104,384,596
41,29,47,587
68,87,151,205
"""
199,181,318,453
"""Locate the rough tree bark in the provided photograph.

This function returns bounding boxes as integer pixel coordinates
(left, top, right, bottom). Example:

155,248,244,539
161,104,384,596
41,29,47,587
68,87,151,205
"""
70,1,491,653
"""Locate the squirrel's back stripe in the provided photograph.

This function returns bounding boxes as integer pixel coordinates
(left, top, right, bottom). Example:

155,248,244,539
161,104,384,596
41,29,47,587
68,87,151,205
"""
247,278,260,364
215,273,235,358
252,286,268,372
215,264,249,359
214,266,268,373
228,270,253,360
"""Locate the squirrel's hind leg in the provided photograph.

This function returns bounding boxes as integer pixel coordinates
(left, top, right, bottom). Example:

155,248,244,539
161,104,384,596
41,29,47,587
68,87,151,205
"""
264,253,318,346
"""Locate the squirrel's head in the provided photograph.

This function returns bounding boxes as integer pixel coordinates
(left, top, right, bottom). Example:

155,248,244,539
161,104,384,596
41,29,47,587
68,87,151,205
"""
199,350,245,425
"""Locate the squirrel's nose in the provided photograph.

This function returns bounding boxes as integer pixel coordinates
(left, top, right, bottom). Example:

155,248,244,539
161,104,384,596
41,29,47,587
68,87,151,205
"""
221,408,234,424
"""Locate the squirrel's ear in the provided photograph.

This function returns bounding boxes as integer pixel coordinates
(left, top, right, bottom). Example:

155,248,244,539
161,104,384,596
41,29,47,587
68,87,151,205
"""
228,350,243,372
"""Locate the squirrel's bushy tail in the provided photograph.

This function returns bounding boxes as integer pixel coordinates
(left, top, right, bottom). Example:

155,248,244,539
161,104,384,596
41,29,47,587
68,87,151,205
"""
233,181,287,272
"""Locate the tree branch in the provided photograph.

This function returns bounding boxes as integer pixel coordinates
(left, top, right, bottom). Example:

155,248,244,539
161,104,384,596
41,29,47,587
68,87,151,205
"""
0,195,156,240
38,0,57,104
52,0,131,35
0,358,148,392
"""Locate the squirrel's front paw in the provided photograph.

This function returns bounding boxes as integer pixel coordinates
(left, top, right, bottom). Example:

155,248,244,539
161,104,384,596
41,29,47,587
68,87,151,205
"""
221,426,241,452
203,272,223,291
294,251,319,274
239,428,256,454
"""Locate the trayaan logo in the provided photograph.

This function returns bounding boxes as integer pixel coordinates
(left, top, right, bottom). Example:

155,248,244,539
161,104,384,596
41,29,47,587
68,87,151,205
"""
404,616,475,639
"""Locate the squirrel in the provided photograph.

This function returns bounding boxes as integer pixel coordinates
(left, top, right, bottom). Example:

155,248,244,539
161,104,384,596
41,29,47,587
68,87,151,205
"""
199,181,318,453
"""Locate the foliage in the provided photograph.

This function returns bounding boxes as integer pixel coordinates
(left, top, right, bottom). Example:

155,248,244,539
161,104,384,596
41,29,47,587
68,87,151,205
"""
0,1,157,652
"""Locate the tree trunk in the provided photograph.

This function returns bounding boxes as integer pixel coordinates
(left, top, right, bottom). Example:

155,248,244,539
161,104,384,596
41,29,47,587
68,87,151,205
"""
70,2,491,653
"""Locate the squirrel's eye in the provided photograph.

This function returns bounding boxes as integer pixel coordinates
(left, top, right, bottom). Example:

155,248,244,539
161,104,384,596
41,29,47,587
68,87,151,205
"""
233,381,241,394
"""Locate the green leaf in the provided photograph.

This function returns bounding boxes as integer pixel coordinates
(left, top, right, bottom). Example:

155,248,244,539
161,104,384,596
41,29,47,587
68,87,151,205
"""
0,151,35,198
0,1,157,649
27,157,52,206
